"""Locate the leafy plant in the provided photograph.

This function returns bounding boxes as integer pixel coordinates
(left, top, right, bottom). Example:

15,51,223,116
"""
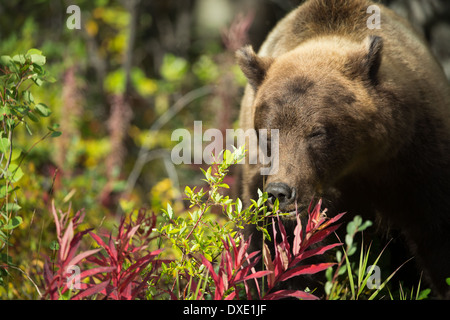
325,215,412,300
43,203,163,300
0,49,59,291
154,147,345,300
42,202,110,300
85,209,162,300
391,273,430,300
155,147,272,298
258,201,344,300
198,235,271,300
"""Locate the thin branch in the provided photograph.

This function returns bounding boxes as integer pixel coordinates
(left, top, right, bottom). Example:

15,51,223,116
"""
125,85,213,195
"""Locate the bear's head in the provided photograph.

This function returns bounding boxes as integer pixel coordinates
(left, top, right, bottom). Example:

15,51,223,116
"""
237,36,393,215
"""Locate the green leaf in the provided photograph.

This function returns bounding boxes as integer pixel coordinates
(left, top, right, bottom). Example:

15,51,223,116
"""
7,164,24,183
236,198,242,214
346,221,356,235
49,240,60,251
160,54,188,82
3,216,22,230
24,122,33,135
29,53,46,66
359,220,373,232
26,48,43,56
12,54,26,64
0,55,12,67
204,167,212,181
34,103,52,117
27,110,39,122
165,204,174,220
47,123,60,131
3,203,21,212
353,215,362,227
22,91,34,104
51,131,62,138
0,138,10,154
185,185,192,197
104,69,125,94
345,234,353,248
32,77,43,86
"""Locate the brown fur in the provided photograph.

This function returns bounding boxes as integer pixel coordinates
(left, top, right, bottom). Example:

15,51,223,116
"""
237,0,450,298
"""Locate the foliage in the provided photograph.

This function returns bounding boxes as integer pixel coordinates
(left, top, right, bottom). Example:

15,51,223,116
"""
85,209,162,300
42,203,162,300
153,148,345,300
42,203,108,300
0,1,440,300
391,274,431,300
32,147,344,301
0,49,59,291
324,215,428,300
259,201,344,300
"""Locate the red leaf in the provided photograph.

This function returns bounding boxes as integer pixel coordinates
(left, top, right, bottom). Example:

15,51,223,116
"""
108,236,118,263
306,224,341,248
43,260,54,285
236,236,251,267
263,289,319,300
306,199,323,233
86,255,107,267
124,224,140,250
320,211,346,230
78,266,115,280
59,220,74,261
64,229,94,267
66,248,102,269
89,232,115,262
51,201,61,239
276,215,291,259
71,281,109,300
279,262,335,282
262,243,275,288
290,242,342,267
123,249,162,280
292,212,303,256
200,255,219,285
237,270,272,283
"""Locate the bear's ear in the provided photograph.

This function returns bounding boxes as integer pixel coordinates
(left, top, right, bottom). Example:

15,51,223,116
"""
236,45,274,91
346,35,383,83
363,35,383,81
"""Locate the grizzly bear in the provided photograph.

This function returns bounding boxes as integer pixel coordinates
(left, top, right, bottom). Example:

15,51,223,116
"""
236,0,450,298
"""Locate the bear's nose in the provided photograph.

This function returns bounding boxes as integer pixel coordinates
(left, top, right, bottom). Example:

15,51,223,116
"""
266,182,296,210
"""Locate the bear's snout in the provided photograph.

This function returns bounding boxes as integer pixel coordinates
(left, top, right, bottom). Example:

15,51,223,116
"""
266,182,296,211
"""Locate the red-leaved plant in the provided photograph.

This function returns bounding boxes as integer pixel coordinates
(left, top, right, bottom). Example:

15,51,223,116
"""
259,199,345,300
84,209,162,300
42,204,162,300
199,235,272,300
42,202,114,300
193,199,344,300
42,197,342,300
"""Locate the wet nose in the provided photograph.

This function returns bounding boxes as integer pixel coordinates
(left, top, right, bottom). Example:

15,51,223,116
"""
266,182,296,210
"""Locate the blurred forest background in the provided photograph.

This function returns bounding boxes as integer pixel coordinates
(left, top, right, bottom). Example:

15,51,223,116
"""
0,0,449,298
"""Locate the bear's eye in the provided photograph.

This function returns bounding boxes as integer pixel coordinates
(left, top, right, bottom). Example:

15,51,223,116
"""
308,128,326,139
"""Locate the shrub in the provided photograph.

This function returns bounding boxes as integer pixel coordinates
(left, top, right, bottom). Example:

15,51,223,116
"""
39,147,345,300
152,148,345,300
0,49,59,294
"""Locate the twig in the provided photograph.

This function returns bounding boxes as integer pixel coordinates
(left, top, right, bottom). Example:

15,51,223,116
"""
125,85,212,195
